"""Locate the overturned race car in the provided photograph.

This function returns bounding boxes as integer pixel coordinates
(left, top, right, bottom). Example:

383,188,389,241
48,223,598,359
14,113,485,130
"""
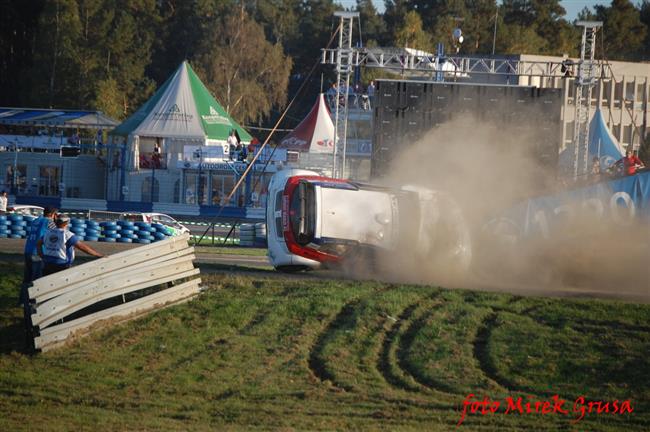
266,169,472,279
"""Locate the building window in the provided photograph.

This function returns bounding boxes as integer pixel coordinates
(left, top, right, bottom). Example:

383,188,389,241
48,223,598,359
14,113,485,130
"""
142,177,159,202
5,164,27,194
39,166,59,196
173,179,180,203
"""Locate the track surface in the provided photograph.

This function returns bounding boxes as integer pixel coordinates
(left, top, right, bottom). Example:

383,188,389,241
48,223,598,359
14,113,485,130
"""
1,238,647,303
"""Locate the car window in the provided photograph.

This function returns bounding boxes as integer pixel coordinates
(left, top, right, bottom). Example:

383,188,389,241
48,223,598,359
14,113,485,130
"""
274,191,283,212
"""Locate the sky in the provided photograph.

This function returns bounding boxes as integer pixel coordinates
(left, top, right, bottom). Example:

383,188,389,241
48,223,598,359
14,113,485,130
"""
335,1,608,20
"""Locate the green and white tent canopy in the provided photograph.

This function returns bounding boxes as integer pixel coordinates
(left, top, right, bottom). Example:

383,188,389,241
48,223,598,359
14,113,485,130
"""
111,61,251,142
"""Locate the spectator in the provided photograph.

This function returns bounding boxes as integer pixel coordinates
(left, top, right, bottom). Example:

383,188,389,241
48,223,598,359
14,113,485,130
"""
37,214,104,276
227,130,238,161
326,83,338,107
614,149,645,176
561,55,573,78
0,190,7,214
67,131,80,145
367,80,376,107
152,141,162,168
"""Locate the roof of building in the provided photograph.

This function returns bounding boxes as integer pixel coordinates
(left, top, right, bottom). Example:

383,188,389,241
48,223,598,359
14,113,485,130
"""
0,108,118,129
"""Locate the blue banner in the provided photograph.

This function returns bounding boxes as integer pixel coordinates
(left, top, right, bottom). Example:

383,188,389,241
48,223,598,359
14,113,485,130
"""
484,171,650,241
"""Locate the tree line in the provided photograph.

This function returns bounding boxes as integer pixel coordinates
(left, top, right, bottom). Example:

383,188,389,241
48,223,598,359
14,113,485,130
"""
1,0,648,130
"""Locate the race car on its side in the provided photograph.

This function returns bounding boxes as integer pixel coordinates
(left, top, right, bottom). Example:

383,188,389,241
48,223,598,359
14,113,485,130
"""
266,169,472,274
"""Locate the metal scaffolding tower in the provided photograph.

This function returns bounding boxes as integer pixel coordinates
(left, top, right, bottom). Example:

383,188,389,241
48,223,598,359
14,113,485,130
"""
572,21,602,179
330,11,358,179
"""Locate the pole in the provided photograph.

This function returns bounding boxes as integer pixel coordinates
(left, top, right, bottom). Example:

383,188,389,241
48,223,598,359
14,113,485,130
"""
492,6,498,55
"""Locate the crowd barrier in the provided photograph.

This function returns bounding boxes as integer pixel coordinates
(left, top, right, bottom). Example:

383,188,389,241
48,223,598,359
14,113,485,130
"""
28,233,201,352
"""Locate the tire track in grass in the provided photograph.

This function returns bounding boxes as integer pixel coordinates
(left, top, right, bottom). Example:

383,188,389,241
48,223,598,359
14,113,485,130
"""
307,300,361,391
396,307,459,394
472,311,519,392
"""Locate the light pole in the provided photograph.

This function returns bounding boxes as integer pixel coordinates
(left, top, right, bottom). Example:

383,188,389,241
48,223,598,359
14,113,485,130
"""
492,5,499,55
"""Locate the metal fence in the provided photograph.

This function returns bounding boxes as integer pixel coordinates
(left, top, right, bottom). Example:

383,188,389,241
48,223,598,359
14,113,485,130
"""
28,233,201,352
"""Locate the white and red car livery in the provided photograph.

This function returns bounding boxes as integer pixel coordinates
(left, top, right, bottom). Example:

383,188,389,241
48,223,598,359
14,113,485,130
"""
266,169,472,273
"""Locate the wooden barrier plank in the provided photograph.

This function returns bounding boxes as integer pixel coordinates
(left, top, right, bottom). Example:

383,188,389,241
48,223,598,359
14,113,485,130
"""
33,265,199,329
29,234,191,300
35,278,202,352
30,246,195,303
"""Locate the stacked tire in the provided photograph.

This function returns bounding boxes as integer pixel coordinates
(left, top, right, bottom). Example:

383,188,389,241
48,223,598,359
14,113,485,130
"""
0,216,9,238
254,222,267,247
6,214,28,239
99,221,119,243
239,223,255,247
69,218,87,241
85,220,101,242
151,223,173,241
133,222,155,244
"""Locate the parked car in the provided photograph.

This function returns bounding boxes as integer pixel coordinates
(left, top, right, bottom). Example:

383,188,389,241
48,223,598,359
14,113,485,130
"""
122,212,191,236
266,169,472,274
10,205,45,217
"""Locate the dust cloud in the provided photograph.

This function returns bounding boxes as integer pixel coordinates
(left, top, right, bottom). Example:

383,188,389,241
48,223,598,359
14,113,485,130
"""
364,116,649,301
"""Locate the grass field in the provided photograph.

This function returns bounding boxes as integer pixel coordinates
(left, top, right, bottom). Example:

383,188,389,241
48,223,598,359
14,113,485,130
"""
0,261,648,431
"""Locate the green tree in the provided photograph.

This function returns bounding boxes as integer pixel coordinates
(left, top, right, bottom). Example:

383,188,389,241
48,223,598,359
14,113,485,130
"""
501,0,576,55
30,0,82,107
641,1,650,59
594,0,646,61
394,10,432,50
384,0,409,41
0,0,45,106
356,0,386,46
193,9,292,124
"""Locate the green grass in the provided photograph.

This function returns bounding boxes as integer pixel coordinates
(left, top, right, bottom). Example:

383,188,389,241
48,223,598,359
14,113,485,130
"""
0,262,648,431
194,245,268,256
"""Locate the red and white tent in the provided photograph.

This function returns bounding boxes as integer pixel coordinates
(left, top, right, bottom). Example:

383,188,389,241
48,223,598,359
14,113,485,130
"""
280,94,334,154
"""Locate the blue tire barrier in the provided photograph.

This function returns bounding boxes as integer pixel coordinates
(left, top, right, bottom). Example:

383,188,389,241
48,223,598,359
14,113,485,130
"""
135,238,151,244
99,237,116,242
10,228,27,235
103,229,118,235
119,229,135,235
8,214,23,222
151,223,166,231
85,229,100,237
0,219,9,226
71,218,85,225
100,221,118,228
0,228,8,234
75,236,85,241
10,220,27,228
139,226,156,233
71,223,87,230
9,234,23,239
123,233,138,240
24,216,36,224
86,221,100,228
0,215,6,222
117,237,132,243
153,232,167,240
103,232,119,239
117,220,135,228
85,236,99,242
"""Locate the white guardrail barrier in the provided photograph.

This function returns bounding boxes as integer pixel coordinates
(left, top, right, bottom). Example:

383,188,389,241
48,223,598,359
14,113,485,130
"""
28,233,201,352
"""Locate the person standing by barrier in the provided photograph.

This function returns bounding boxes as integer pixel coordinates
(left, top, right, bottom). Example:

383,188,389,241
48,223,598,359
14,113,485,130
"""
0,190,7,214
37,214,104,276
22,207,57,293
